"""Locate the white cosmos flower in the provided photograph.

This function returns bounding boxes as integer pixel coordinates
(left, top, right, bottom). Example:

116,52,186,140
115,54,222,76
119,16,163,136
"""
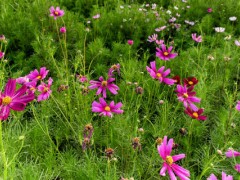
214,27,225,33
229,16,237,21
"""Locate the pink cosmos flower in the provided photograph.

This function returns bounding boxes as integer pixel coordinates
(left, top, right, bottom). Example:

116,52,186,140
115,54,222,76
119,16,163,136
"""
89,76,119,98
37,78,53,101
92,98,123,117
175,85,201,111
156,44,178,61
26,81,37,94
235,164,240,173
225,149,240,158
0,51,5,59
16,76,30,85
207,172,233,180
236,101,240,111
127,40,134,45
184,107,207,121
49,6,65,20
147,34,158,42
0,79,35,120
156,40,164,45
93,14,100,19
158,136,190,180
235,40,240,47
27,67,49,81
155,26,167,32
192,33,202,43
207,8,213,13
108,64,120,77
60,27,66,33
146,61,175,85
76,74,88,83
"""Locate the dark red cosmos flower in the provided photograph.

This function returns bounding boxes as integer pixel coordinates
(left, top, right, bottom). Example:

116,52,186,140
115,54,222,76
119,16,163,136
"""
184,107,207,121
183,77,198,87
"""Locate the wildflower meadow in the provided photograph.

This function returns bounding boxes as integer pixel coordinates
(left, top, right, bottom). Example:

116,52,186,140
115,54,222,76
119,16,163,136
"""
0,0,240,179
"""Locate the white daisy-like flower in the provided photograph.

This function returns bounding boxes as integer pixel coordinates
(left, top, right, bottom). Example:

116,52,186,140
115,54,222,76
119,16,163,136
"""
229,16,237,21
214,27,225,32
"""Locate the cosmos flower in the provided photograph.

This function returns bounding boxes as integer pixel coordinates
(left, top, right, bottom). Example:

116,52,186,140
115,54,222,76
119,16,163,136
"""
214,27,225,33
60,27,66,33
16,76,30,85
93,14,100,19
155,26,167,32
225,149,240,158
127,40,134,45
175,85,201,111
236,101,240,111
27,67,49,81
147,34,158,42
234,40,240,46
183,77,198,87
49,6,64,20
229,16,237,21
156,44,178,61
207,172,233,180
0,51,5,59
76,74,88,83
108,64,120,77
184,107,207,121
207,8,212,13
37,77,53,101
0,79,35,120
92,98,123,117
235,164,240,173
146,61,175,85
172,75,181,84
158,136,190,180
192,33,202,43
89,76,119,98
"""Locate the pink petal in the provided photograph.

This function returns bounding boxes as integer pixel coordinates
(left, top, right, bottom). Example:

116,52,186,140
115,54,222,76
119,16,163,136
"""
207,174,218,180
160,163,168,176
167,166,177,180
0,106,10,120
9,102,26,111
99,98,107,106
4,79,16,96
172,154,185,162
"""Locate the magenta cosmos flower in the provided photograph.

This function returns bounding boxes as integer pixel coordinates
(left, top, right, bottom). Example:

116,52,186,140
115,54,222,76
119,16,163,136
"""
49,6,64,20
225,149,240,158
236,101,240,111
192,33,202,43
89,76,119,98
108,64,120,77
207,172,233,180
127,40,134,45
92,98,123,117
60,27,66,33
146,61,175,85
0,79,35,120
37,77,53,102
235,164,240,173
158,136,190,180
156,44,178,61
175,85,201,111
28,67,49,81
0,51,4,59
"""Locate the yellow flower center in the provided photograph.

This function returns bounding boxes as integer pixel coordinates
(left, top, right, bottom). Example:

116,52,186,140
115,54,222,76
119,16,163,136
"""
104,106,111,111
188,81,193,85
163,52,169,56
2,96,12,105
54,11,59,16
111,65,118,70
166,156,173,165
101,81,108,86
183,93,188,98
30,87,35,91
37,75,42,80
156,73,162,78
43,87,49,93
192,112,199,118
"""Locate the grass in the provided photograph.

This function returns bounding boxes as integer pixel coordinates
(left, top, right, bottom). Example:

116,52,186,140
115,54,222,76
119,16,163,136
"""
0,0,240,179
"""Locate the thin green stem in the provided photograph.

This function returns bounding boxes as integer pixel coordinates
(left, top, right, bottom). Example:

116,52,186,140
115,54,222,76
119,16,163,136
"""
0,122,8,180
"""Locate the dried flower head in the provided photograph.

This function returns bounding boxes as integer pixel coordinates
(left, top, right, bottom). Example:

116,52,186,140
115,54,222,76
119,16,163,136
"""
132,137,142,150
156,137,163,145
105,148,114,158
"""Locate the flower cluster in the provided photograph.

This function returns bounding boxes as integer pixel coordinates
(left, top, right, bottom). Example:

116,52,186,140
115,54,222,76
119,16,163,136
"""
16,67,53,102
90,64,123,118
225,149,240,173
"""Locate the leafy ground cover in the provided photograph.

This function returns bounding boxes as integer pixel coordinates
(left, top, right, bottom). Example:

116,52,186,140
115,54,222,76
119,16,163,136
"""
0,0,240,179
